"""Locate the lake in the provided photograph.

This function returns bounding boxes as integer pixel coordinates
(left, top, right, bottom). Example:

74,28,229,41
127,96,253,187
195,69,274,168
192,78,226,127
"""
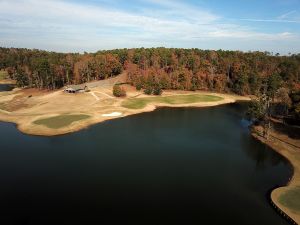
0,84,14,92
0,103,291,225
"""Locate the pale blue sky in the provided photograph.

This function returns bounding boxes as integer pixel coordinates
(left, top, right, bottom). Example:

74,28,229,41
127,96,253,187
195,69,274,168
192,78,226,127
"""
0,0,300,53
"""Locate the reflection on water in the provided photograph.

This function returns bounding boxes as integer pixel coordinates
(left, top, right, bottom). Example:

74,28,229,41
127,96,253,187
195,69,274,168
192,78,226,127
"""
242,134,288,170
0,103,291,225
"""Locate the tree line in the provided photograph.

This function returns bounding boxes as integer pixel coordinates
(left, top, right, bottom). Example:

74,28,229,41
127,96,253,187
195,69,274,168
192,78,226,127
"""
0,48,123,89
1,47,299,118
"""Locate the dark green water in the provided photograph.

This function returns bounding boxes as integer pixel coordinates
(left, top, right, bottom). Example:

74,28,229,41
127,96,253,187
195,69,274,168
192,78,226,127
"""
0,84,14,92
0,103,291,225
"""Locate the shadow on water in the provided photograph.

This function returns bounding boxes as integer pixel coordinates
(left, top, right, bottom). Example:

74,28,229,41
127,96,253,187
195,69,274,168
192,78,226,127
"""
0,103,293,225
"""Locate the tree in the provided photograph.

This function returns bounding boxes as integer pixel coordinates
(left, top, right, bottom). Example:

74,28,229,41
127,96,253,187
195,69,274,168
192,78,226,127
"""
113,85,126,97
153,83,163,95
290,91,300,119
248,73,261,95
135,82,143,91
247,94,272,139
15,67,29,87
246,99,265,122
233,73,249,95
276,88,292,116
267,73,282,100
32,57,51,89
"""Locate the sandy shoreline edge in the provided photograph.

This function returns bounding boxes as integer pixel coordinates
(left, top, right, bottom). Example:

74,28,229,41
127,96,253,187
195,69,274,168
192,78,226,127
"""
252,128,300,224
0,93,247,136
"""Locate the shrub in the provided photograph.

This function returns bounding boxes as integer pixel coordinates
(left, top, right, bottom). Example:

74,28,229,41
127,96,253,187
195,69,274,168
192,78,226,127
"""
144,85,153,95
190,84,197,92
136,83,143,91
153,85,163,95
113,85,126,97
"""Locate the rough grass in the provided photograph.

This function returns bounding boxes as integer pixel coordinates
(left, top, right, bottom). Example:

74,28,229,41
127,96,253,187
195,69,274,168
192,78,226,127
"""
0,101,28,112
34,114,91,129
122,94,223,109
279,186,300,211
0,70,8,80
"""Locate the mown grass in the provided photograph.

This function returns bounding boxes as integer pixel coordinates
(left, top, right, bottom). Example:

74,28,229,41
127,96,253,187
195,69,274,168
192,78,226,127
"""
122,94,223,109
279,186,300,211
34,114,91,129
0,70,8,80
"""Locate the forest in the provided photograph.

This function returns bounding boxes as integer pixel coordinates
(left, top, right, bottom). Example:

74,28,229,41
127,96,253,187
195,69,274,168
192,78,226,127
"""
1,47,300,119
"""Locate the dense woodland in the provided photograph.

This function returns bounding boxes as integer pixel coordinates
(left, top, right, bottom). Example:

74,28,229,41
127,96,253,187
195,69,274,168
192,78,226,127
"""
1,47,300,119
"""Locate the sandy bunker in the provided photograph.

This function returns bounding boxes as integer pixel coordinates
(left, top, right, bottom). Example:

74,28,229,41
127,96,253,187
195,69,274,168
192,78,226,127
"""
102,112,123,117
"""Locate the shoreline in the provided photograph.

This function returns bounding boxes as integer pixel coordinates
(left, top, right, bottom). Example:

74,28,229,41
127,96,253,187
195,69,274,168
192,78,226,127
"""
0,79,16,85
0,85,250,136
251,127,300,224
0,93,247,137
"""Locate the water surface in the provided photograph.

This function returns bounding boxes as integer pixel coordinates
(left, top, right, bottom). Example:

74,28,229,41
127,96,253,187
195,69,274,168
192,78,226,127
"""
0,103,291,225
0,84,14,92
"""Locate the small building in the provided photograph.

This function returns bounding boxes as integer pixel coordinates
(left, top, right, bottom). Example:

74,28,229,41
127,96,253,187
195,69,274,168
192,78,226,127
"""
64,84,89,93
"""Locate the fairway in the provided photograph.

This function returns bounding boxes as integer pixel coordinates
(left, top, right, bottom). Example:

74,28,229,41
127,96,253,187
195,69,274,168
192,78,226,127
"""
122,94,223,109
34,114,91,129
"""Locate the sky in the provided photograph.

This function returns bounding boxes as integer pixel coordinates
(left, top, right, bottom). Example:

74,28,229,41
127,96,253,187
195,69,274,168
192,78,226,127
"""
0,0,300,54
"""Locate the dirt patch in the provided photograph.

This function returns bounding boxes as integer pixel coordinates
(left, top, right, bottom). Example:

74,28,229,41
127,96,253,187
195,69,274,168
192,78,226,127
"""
0,101,28,112
0,94,31,112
